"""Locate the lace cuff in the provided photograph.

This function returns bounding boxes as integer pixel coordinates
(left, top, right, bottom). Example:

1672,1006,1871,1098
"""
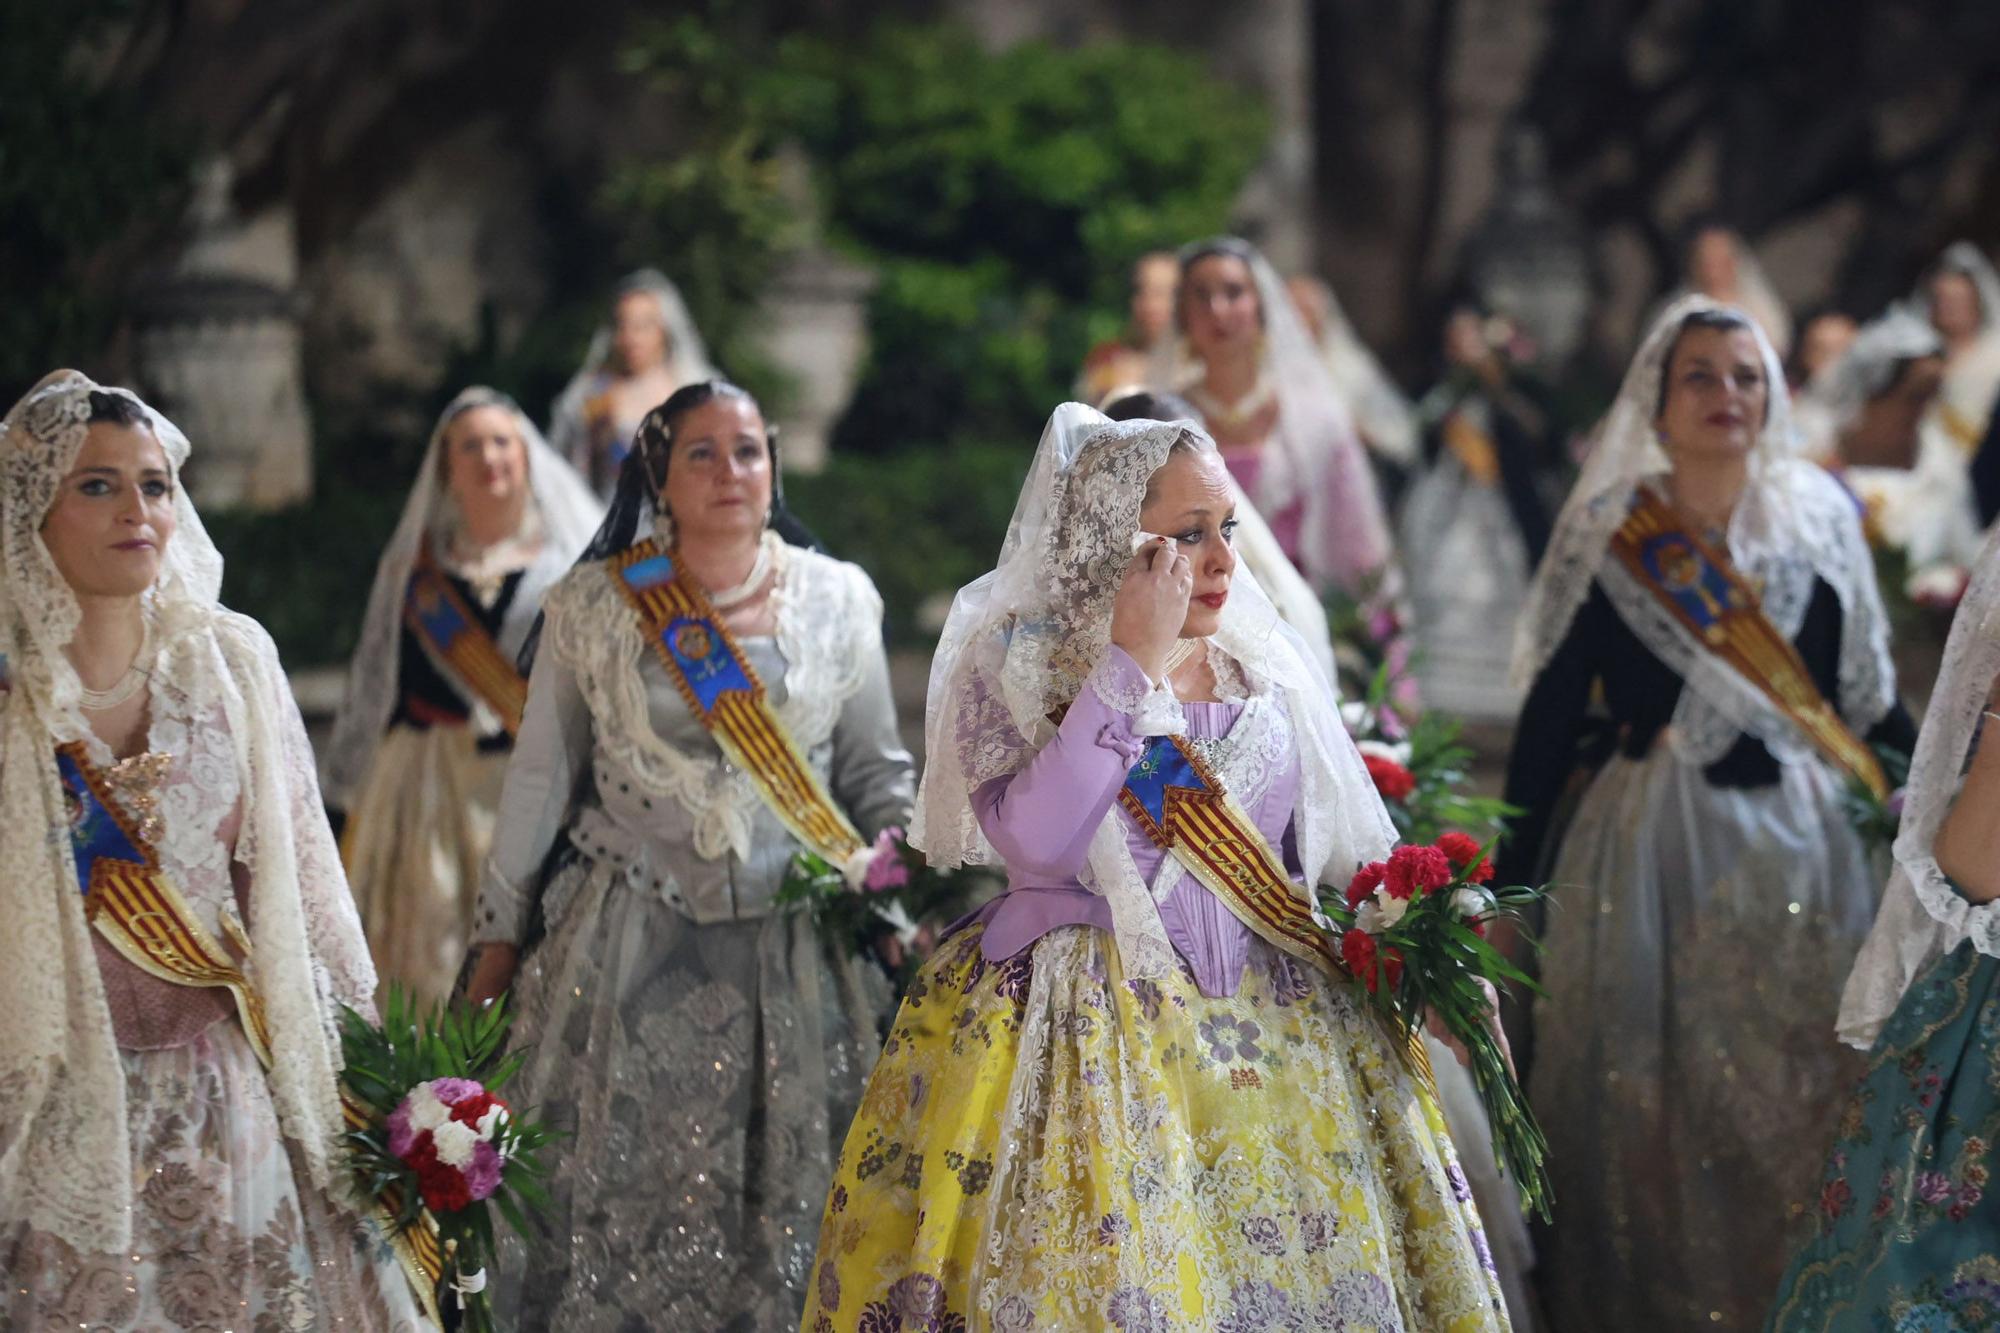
1914,860,2000,958
1088,646,1185,739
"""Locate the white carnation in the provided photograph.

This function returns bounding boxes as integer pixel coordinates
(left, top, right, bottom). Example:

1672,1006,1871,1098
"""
1372,889,1410,929
1451,886,1493,920
475,1105,509,1141
406,1084,451,1134
431,1118,480,1168
1354,738,1413,767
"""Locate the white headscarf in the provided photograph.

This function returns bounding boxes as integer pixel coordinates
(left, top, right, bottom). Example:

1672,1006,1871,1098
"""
323,387,603,808
1839,521,2000,1048
1512,296,1896,768
548,268,718,473
914,402,1394,979
1156,238,1395,593
0,371,375,1254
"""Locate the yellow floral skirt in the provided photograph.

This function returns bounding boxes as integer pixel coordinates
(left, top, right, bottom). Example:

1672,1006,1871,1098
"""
802,923,1509,1333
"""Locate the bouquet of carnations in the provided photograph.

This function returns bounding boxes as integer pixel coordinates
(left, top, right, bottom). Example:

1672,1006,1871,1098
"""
1344,666,1518,845
776,826,988,986
1320,833,1554,1221
339,987,557,1332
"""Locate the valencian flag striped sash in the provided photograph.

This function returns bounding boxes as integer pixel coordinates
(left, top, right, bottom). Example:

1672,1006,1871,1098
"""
607,538,866,864
1117,732,1435,1091
1609,489,1889,798
57,742,446,1323
403,551,529,736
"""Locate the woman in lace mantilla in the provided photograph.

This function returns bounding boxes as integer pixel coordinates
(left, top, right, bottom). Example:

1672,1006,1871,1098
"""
799,403,1507,1333
1767,521,2000,1329
325,388,601,1008
1400,299,1562,722
550,268,718,499
0,372,425,1330
1499,301,1915,1331
1157,236,1397,601
462,379,916,1331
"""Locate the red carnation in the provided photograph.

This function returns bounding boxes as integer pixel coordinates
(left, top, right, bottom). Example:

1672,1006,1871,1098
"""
1344,861,1388,910
1362,752,1416,803
448,1091,500,1130
1435,832,1495,885
1340,927,1379,990
1382,946,1405,993
402,1130,439,1173
1384,844,1452,900
418,1160,473,1213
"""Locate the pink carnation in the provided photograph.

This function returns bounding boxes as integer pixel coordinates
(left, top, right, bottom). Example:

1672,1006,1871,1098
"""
386,1103,417,1159
464,1139,504,1201
429,1077,484,1106
863,826,911,893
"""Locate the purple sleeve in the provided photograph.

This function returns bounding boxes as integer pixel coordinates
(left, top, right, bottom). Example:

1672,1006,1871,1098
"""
971,646,1153,879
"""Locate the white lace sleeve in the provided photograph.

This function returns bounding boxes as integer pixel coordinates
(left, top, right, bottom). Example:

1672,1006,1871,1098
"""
228,615,377,1013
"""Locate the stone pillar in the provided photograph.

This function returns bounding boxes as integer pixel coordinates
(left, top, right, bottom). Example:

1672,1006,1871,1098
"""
132,157,314,509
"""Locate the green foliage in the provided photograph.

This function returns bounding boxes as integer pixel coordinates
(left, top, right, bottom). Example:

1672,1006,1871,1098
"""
0,3,192,400
785,440,1028,642
777,25,1269,451
604,5,805,409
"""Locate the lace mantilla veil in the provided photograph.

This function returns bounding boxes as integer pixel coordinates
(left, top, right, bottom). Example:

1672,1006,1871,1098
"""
913,402,1395,979
1510,295,1895,771
1153,237,1394,592
1793,306,1945,458
1839,521,2000,1047
548,268,719,465
0,371,375,1254
323,386,604,808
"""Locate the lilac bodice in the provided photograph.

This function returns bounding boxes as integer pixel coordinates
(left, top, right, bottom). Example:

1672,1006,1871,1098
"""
963,646,1302,998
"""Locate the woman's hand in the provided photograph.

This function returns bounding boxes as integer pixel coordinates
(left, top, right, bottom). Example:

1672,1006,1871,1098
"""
1425,978,1515,1078
463,942,519,1009
1110,537,1193,681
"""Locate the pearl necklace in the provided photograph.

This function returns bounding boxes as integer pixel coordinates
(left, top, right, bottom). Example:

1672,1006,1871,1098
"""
1163,636,1204,681
78,620,155,712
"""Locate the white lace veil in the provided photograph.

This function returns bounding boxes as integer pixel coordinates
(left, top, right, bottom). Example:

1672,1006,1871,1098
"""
1801,306,1946,445
1838,521,2000,1048
0,371,375,1254
1296,274,1419,466
1919,240,2000,335
1511,296,1895,766
1155,238,1394,592
324,387,604,808
548,268,719,468
914,402,1395,979
1678,227,1794,357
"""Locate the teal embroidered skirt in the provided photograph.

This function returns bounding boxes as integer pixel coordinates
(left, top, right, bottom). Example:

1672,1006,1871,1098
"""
1769,940,2000,1331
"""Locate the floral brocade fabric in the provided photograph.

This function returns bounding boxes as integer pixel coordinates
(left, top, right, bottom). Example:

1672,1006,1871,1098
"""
800,924,1509,1333
1768,940,2000,1332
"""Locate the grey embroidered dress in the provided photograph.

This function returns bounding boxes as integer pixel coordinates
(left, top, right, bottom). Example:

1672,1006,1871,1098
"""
473,535,915,1331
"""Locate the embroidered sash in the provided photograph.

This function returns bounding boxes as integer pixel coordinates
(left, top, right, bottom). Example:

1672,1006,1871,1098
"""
57,742,446,1325
1118,734,1435,1090
607,538,865,864
403,553,527,736
1609,489,1889,798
